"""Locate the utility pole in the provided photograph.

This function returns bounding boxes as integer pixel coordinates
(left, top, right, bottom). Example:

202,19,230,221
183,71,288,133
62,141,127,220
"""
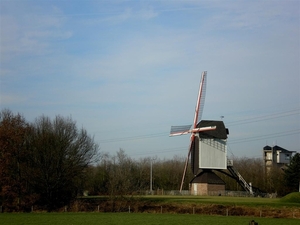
150,160,153,194
150,157,156,195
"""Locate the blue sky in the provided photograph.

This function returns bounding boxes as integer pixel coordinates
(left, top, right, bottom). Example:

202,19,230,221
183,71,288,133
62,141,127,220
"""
1,0,299,160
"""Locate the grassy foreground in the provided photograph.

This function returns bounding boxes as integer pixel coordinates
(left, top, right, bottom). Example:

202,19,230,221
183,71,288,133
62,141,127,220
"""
0,212,299,225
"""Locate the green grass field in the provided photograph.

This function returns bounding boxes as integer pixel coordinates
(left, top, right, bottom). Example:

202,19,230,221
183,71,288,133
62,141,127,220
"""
140,195,283,206
0,213,299,225
1,194,299,224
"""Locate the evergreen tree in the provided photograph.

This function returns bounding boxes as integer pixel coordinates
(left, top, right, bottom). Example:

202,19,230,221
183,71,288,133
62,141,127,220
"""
284,153,300,193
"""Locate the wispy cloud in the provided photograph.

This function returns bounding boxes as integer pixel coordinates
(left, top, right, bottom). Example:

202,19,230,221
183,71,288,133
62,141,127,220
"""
0,94,28,105
0,8,71,60
78,5,158,26
1,0,299,158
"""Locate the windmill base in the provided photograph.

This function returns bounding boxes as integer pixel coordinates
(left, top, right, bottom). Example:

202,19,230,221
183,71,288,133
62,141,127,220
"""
190,169,225,195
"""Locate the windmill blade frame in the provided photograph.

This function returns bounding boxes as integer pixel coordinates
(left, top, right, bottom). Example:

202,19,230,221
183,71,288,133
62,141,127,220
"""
192,71,207,129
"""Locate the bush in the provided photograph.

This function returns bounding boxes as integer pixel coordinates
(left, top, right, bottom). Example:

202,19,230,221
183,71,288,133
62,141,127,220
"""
280,192,300,203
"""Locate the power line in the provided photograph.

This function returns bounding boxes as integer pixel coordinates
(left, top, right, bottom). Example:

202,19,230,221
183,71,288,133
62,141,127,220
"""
130,146,187,157
97,108,300,144
229,129,300,144
129,129,300,158
96,108,299,158
103,130,299,158
98,132,166,143
226,109,300,126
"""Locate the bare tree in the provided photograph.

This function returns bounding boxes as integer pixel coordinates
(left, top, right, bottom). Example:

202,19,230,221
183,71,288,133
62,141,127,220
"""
86,153,110,195
154,156,186,191
106,149,136,197
26,115,99,210
0,109,33,211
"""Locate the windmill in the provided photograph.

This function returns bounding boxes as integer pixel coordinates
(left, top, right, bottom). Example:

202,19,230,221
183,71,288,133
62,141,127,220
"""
170,72,260,196
170,71,218,192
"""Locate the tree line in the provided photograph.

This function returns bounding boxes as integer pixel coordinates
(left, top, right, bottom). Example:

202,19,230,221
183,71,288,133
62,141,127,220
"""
86,150,299,197
1,109,299,212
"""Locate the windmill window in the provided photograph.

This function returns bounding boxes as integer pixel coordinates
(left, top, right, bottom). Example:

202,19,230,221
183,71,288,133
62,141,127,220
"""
202,138,226,152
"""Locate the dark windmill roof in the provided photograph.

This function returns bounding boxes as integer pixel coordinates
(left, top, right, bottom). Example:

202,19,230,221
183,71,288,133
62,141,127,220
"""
190,170,225,185
263,145,294,153
197,120,228,139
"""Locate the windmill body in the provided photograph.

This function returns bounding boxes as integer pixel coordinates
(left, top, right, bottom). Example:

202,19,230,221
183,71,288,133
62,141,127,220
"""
192,120,229,174
189,120,229,196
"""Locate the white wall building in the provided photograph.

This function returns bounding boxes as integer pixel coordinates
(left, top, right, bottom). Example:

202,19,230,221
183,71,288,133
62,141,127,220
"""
263,145,295,172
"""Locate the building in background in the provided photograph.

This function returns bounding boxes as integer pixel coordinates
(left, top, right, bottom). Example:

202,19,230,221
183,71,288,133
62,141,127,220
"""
263,145,295,173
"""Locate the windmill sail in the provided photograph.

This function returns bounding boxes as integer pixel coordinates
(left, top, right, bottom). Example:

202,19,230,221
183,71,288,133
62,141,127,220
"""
196,71,207,125
192,71,207,129
169,71,207,137
170,125,192,136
